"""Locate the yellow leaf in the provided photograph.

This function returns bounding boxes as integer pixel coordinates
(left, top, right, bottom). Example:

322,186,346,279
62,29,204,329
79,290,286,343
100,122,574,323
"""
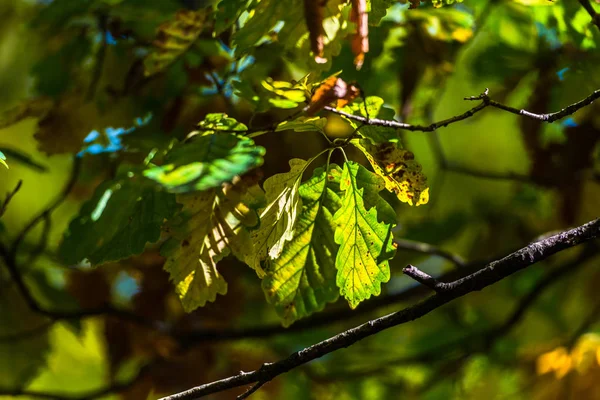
246,159,307,275
353,140,429,206
163,186,258,312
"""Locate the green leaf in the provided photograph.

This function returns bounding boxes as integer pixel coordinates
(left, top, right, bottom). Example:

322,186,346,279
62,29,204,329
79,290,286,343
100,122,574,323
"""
370,0,396,26
32,36,91,97
246,158,308,275
233,0,294,51
143,127,265,193
276,116,327,133
0,151,7,169
144,9,207,76
261,79,307,110
194,113,249,135
163,187,258,312
333,161,397,308
341,96,400,144
214,0,247,35
59,176,178,265
262,164,343,325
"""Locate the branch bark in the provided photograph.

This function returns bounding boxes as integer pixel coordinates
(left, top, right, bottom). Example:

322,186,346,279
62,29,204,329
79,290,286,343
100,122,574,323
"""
578,0,600,29
324,88,600,132
160,218,600,400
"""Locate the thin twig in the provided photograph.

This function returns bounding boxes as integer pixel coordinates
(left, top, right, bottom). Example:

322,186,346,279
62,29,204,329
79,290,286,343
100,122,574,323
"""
10,157,81,259
308,245,597,381
578,0,600,29
236,381,266,399
402,264,445,293
0,240,164,332
324,88,600,132
0,321,54,343
0,180,22,218
566,297,600,349
159,218,600,400
87,13,109,100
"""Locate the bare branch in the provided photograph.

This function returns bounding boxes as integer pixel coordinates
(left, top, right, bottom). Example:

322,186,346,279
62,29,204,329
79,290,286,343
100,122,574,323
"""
578,0,600,29
402,264,446,293
484,90,600,122
0,321,54,343
567,297,600,349
308,244,597,381
159,218,600,400
11,156,81,259
237,381,266,400
324,88,600,132
87,13,109,100
0,180,22,218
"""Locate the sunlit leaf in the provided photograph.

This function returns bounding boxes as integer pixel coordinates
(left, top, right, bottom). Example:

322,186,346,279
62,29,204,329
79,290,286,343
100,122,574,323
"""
246,159,309,275
341,96,401,143
276,116,327,133
0,151,7,169
353,140,429,206
144,116,264,193
262,164,343,325
26,321,108,395
59,176,178,265
333,161,396,308
261,78,307,109
163,185,258,312
193,113,248,136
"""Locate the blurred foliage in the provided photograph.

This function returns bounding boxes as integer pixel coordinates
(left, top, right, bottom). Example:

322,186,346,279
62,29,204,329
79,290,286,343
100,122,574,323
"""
0,0,599,399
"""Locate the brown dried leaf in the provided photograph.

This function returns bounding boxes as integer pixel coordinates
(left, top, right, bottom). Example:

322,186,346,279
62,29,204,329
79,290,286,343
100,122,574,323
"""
336,83,361,108
0,97,54,130
356,140,429,206
350,0,369,70
305,76,348,115
304,0,327,64
408,0,422,9
34,95,98,155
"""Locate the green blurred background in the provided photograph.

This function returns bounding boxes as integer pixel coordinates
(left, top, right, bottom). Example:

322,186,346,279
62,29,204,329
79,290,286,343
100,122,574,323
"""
1,0,600,399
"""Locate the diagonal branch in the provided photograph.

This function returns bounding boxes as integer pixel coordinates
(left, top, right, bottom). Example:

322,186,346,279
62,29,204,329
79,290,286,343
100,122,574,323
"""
0,180,22,218
305,243,597,381
10,156,81,259
402,264,446,292
324,88,600,132
159,218,600,400
578,0,600,29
